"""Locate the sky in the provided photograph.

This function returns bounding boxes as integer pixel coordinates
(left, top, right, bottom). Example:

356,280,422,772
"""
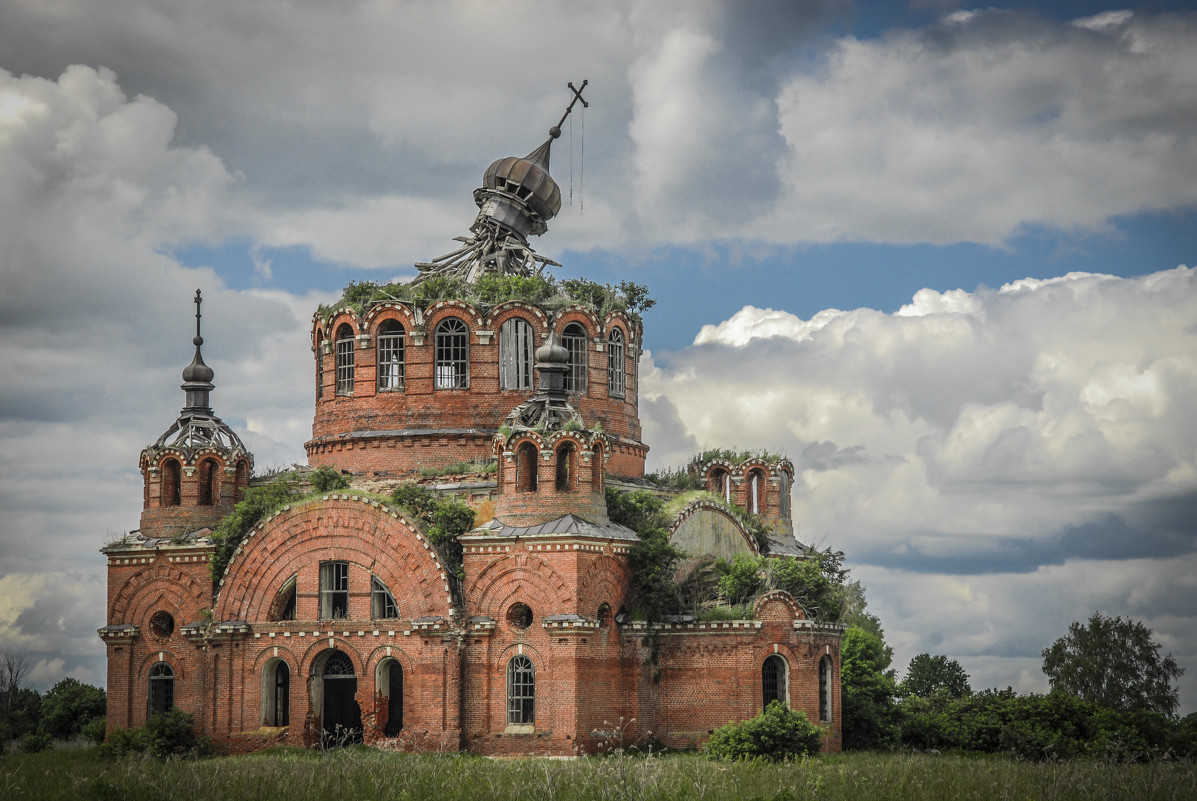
1,0,1195,714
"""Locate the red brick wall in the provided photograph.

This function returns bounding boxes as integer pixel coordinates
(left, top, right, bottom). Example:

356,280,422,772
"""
307,301,647,478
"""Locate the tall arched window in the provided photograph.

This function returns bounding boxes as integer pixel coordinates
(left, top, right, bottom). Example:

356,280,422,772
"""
607,328,625,397
762,654,788,708
779,470,791,518
748,469,765,515
315,331,324,401
819,655,833,722
335,324,355,395
591,444,604,492
555,441,576,491
197,458,218,506
709,468,731,503
148,662,174,717
264,660,289,726
381,660,403,736
234,459,249,503
516,442,538,493
376,320,405,391
499,318,534,390
506,655,535,725
161,459,181,507
435,318,469,389
562,323,588,394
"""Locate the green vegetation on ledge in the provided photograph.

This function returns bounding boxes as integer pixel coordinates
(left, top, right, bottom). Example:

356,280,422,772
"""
316,275,654,325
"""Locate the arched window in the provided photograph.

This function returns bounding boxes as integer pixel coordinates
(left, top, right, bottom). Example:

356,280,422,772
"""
264,660,289,726
748,469,765,515
148,662,174,717
315,331,324,401
371,576,399,619
779,470,791,518
516,442,538,493
197,458,218,506
376,320,405,391
499,318,534,390
709,468,731,502
335,324,355,395
607,327,625,397
555,441,576,491
591,444,604,492
596,603,611,629
435,318,469,389
762,654,788,708
161,459,181,508
506,655,535,725
380,660,403,736
234,459,249,504
270,574,297,622
819,655,833,722
562,323,588,394
319,561,349,620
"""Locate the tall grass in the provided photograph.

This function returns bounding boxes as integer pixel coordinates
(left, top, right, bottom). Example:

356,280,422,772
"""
1,747,1193,801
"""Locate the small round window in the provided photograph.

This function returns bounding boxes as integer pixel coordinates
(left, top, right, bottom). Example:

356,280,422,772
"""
507,603,533,630
149,611,175,639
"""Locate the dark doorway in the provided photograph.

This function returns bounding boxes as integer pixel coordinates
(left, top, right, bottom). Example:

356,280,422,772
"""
384,661,403,736
321,651,362,745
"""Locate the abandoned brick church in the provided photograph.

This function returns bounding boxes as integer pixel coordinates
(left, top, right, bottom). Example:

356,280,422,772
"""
100,91,844,755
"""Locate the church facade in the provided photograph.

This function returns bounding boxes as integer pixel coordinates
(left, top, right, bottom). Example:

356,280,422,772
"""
100,97,843,755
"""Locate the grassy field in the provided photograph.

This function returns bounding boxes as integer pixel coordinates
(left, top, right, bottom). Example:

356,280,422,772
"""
1,746,1193,801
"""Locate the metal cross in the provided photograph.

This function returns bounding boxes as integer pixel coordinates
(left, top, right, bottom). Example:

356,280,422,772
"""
194,289,203,339
554,80,589,132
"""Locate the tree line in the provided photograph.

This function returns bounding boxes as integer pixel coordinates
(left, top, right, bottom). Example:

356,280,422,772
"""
0,651,106,754
842,613,1196,760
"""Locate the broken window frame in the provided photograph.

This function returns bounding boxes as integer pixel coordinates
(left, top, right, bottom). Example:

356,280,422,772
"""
499,317,534,391
376,320,405,392
319,561,350,620
335,324,355,396
148,662,174,717
506,654,535,725
434,317,469,390
371,575,399,619
562,323,588,394
607,327,625,398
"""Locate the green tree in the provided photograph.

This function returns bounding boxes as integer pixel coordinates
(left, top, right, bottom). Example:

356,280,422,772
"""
1042,612,1185,717
37,678,106,740
841,625,901,750
901,653,971,699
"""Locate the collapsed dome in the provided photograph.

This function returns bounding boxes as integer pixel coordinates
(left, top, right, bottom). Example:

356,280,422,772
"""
475,139,561,239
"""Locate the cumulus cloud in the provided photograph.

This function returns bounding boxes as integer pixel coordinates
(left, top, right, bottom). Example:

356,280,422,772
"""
643,267,1197,705
762,8,1197,244
0,65,316,686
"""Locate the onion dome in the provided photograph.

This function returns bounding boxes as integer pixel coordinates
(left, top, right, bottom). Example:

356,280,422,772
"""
473,136,562,240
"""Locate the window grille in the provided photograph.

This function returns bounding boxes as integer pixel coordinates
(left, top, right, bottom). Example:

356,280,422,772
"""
435,318,469,389
335,325,355,395
148,662,174,717
507,655,535,725
499,318,534,390
319,561,349,619
371,576,399,619
323,650,355,677
377,321,405,391
819,655,833,722
562,323,588,394
763,655,787,707
268,661,289,726
607,328,625,397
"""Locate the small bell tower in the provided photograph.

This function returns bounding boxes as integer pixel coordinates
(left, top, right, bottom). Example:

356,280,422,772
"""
138,291,253,537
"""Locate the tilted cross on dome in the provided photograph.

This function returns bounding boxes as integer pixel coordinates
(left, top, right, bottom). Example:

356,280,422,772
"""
413,80,588,285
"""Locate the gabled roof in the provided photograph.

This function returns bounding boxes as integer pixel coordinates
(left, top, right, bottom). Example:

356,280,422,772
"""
464,513,639,542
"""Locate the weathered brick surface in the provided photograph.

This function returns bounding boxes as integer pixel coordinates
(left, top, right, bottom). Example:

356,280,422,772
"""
306,302,648,478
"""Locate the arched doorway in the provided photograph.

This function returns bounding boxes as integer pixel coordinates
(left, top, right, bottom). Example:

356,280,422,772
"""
320,650,362,745
377,659,403,737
